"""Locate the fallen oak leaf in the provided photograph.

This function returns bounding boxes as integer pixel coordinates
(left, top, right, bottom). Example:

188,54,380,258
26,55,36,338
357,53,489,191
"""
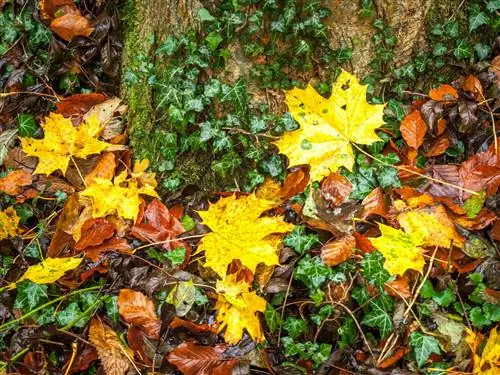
118,289,161,339
7,256,82,289
167,342,238,375
88,316,133,375
0,170,32,195
273,70,385,181
196,193,293,278
50,14,94,42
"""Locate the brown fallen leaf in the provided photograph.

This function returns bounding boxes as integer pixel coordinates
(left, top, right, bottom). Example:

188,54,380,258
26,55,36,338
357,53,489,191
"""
0,170,32,195
84,237,132,262
127,326,152,365
88,317,132,375
167,342,239,375
85,152,116,186
321,235,356,267
321,172,352,207
461,75,484,100
169,317,217,334
400,110,427,150
118,289,161,339
281,166,310,199
428,84,458,101
423,133,450,157
74,218,115,251
377,347,410,369
55,93,108,120
50,14,94,42
459,149,500,199
361,187,388,219
385,277,412,299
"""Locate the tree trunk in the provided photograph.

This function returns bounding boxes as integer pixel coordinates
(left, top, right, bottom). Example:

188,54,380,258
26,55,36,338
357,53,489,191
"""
121,0,461,191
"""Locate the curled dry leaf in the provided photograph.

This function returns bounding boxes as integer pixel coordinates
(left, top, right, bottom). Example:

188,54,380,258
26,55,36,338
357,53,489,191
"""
88,317,132,375
167,342,238,375
50,14,94,42
0,170,32,195
461,75,484,100
321,172,352,207
84,152,116,186
400,110,427,150
320,235,356,267
118,289,161,339
423,133,450,157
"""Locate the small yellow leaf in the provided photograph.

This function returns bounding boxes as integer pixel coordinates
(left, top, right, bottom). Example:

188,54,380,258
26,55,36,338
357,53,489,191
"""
397,204,465,248
8,256,82,289
0,207,20,240
466,326,500,375
196,194,293,278
369,223,425,276
20,113,111,176
273,70,385,181
215,274,267,344
80,171,158,222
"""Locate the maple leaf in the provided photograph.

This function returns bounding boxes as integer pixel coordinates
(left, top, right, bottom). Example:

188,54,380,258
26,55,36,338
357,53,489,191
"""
118,289,161,339
80,171,158,222
20,113,111,176
0,206,21,240
8,256,82,289
215,274,267,344
89,316,132,375
196,194,293,278
369,223,425,276
466,327,500,375
273,70,385,181
167,342,239,375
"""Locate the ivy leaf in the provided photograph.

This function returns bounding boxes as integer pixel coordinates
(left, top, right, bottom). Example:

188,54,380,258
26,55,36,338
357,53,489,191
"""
14,280,48,312
265,304,282,333
295,255,332,290
454,39,473,60
469,5,489,32
362,297,393,338
338,317,357,348
410,331,441,368
361,251,391,290
283,226,320,254
283,317,308,339
17,113,38,137
56,302,88,328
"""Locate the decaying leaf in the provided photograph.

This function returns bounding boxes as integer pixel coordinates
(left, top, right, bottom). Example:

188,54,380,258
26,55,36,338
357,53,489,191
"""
167,342,238,375
466,326,500,375
50,14,94,41
369,223,425,276
428,84,458,101
321,235,355,267
20,113,111,176
0,206,21,240
400,110,427,150
321,172,352,207
81,171,158,222
118,289,161,339
8,256,82,289
166,280,197,317
197,194,293,278
215,274,267,343
273,70,385,181
0,170,32,196
0,129,18,166
89,317,133,375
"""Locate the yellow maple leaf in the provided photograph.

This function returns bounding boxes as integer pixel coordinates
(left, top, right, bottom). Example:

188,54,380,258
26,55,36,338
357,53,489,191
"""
80,171,158,222
8,256,82,289
466,327,500,375
215,274,267,344
0,207,20,240
369,223,425,276
20,113,111,175
397,204,465,249
196,194,294,278
273,70,385,181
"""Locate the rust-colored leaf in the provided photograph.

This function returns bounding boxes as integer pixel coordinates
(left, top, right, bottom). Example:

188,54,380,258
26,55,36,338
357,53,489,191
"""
400,110,427,150
84,152,116,186
436,118,447,136
491,219,500,241
0,170,32,195
378,347,410,369
320,172,352,207
459,150,500,199
454,208,497,231
461,75,484,99
428,84,458,101
84,237,132,262
170,317,217,334
426,164,461,199
69,346,99,374
56,93,107,119
281,166,310,199
127,326,152,365
167,342,238,375
74,218,115,251
423,133,450,157
353,232,376,253
39,0,77,20
50,14,94,42
131,199,185,250
385,277,412,299
321,235,356,267
118,289,161,339
88,317,132,375
361,187,388,219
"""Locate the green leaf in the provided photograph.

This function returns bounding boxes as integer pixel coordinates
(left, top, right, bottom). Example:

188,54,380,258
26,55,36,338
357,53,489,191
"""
474,43,491,60
181,215,195,232
295,255,332,290
443,21,459,38
421,280,436,299
56,302,88,328
104,295,119,324
310,305,333,325
487,0,500,11
206,32,223,51
198,8,216,22
454,40,473,60
283,226,320,254
211,151,241,178
433,43,447,57
361,252,391,290
463,191,485,218
0,255,13,277
283,317,307,339
483,303,500,322
166,247,186,266
410,331,441,368
338,317,357,348
469,6,489,32
469,306,491,328
17,114,37,137
14,280,48,312
265,304,282,333
432,287,455,307
362,298,393,338
35,306,55,325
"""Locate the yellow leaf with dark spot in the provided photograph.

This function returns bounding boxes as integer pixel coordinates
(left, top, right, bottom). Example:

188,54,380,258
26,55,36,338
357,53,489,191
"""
369,223,425,276
0,207,20,240
273,70,385,181
196,194,293,278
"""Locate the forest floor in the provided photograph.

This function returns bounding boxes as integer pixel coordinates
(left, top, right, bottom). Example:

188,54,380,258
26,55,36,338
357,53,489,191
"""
0,1,499,374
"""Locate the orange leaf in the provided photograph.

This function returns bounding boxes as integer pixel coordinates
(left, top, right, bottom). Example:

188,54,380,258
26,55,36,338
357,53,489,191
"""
84,152,116,186
118,289,161,339
56,93,107,119
320,172,352,207
385,277,412,299
461,75,484,99
0,170,32,195
321,235,355,266
281,166,310,199
74,218,115,251
436,118,447,136
361,187,388,219
167,342,238,375
400,110,427,150
377,347,410,369
88,317,132,375
459,150,500,199
170,317,217,334
353,232,376,253
423,133,450,157
84,237,132,261
428,84,458,101
50,14,94,41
